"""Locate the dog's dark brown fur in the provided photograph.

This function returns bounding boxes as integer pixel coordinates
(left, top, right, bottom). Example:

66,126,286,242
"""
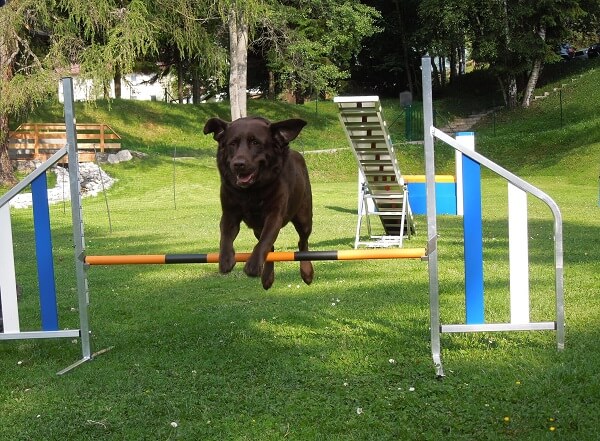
203,116,313,290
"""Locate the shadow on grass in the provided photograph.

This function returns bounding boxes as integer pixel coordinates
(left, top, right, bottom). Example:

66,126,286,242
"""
325,205,356,215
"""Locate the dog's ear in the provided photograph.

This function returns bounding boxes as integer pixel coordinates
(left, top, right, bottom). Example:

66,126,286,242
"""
270,119,307,146
203,118,229,141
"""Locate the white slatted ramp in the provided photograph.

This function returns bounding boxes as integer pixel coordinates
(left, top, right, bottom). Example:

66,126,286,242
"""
334,96,415,248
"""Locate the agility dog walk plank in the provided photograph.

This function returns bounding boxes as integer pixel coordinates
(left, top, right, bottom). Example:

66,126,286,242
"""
334,96,415,248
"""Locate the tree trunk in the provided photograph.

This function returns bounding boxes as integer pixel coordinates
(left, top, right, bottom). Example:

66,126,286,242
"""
294,85,304,105
459,45,466,75
507,74,518,108
0,7,16,186
392,0,413,95
449,44,457,83
177,61,184,104
522,58,543,108
228,8,248,120
500,0,516,108
431,59,440,89
439,56,446,88
496,76,508,107
268,70,275,100
114,66,122,99
0,114,15,186
522,25,546,108
192,66,201,104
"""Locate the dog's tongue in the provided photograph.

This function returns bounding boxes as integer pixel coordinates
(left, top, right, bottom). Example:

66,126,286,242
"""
237,172,255,186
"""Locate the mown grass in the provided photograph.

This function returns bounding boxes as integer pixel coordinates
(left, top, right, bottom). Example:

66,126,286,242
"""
1,59,599,440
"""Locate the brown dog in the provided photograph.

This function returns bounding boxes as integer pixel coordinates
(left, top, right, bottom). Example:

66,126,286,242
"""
203,116,314,290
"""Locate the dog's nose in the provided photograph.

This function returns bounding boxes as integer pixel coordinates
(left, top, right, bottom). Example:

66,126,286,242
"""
233,158,246,170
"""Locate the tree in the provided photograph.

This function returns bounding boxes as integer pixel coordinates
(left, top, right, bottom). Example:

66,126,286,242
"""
228,7,248,119
205,0,265,120
0,0,157,185
269,1,381,102
205,0,379,119
150,0,227,104
352,0,422,96
419,0,472,89
0,1,16,185
467,0,587,108
0,1,58,185
64,0,157,97
353,0,600,107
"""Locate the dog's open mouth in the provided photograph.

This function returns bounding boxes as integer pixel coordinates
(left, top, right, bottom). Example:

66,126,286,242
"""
236,171,257,187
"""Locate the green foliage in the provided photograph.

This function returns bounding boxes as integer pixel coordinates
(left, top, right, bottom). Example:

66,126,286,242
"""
0,1,61,115
64,0,160,87
0,70,59,116
268,0,381,96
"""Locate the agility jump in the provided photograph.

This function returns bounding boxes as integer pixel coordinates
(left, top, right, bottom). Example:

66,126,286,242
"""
0,61,565,377
85,248,427,266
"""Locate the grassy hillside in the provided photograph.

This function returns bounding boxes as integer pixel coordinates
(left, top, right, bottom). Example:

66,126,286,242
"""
13,57,600,184
474,61,600,184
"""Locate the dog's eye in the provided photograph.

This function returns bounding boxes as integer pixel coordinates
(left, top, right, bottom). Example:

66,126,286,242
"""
249,139,261,147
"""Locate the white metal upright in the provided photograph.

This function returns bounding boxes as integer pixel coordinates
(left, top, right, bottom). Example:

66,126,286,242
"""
0,78,92,374
422,57,444,377
421,56,565,366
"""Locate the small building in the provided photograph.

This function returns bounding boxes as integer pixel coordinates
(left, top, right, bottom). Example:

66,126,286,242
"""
58,70,172,103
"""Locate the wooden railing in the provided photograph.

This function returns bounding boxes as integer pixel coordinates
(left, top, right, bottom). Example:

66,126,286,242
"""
8,123,121,162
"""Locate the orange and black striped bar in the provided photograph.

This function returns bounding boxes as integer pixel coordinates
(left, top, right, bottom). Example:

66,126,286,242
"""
84,248,427,266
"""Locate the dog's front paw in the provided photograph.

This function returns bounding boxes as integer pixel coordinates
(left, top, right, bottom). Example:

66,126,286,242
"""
261,262,275,290
244,255,263,278
300,261,314,285
219,250,236,274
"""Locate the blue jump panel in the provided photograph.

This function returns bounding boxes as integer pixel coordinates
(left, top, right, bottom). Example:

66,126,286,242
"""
406,177,457,215
462,156,484,324
32,172,59,331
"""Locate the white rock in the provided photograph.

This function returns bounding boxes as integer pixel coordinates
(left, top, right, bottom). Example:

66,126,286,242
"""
9,164,116,209
108,150,133,164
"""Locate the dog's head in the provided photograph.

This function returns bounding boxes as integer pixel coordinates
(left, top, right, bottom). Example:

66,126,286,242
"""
204,116,306,189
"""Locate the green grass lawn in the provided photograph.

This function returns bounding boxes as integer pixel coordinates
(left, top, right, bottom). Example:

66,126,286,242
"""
1,60,599,439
